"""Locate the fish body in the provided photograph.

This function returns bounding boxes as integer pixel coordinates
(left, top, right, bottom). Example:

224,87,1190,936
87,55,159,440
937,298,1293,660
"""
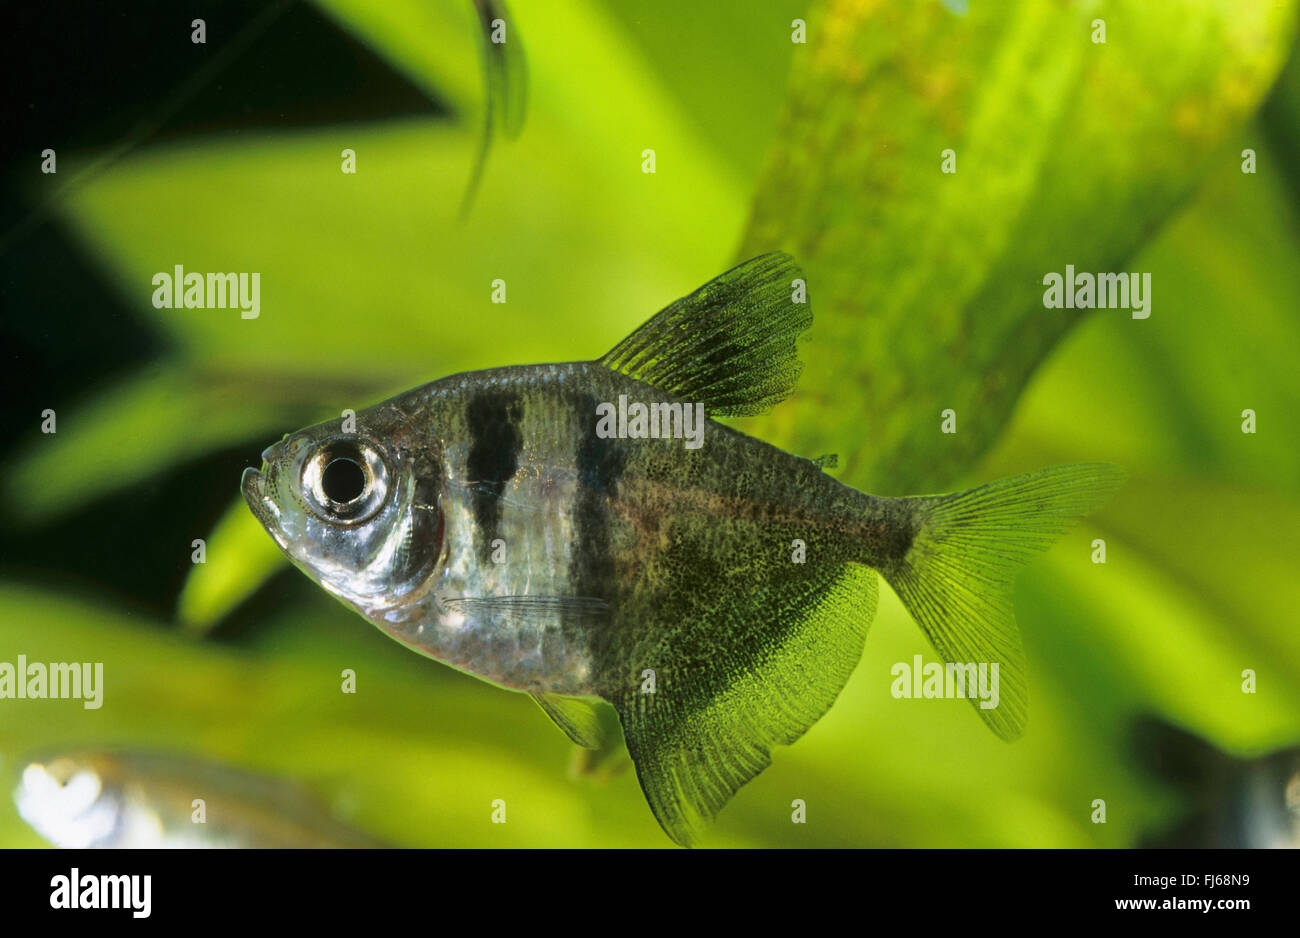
244,253,1122,844
14,750,382,849
261,362,902,697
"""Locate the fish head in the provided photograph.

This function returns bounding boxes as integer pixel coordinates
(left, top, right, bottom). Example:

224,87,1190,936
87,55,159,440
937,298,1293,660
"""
14,751,128,848
241,404,445,611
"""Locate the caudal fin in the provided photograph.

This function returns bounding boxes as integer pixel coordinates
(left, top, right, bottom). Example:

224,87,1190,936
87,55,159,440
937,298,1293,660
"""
880,463,1124,740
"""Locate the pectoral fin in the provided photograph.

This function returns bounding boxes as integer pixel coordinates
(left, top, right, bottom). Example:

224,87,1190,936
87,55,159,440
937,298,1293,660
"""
442,594,610,624
531,693,609,749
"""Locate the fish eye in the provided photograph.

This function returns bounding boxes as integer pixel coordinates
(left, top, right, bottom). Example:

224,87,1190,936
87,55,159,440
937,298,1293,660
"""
322,456,366,503
302,438,389,525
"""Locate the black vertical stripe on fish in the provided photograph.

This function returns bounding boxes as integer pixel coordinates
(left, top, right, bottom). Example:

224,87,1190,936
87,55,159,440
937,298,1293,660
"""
569,391,626,600
465,389,523,560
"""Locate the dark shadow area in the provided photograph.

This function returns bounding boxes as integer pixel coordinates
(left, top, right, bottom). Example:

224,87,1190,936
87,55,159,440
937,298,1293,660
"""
0,0,446,618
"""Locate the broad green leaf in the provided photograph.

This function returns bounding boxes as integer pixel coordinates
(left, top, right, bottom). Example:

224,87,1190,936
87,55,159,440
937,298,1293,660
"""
596,0,812,180
738,0,1299,493
995,142,1300,488
61,121,731,381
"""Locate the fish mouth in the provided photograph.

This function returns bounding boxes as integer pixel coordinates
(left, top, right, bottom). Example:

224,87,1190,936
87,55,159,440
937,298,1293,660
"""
241,466,289,551
240,465,265,506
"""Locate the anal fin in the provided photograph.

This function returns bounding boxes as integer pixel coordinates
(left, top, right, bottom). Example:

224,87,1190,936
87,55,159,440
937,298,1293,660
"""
612,564,878,846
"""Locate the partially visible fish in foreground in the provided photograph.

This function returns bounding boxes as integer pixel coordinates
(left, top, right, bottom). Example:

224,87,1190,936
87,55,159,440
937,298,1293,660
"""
242,252,1123,845
1135,717,1300,849
14,750,383,848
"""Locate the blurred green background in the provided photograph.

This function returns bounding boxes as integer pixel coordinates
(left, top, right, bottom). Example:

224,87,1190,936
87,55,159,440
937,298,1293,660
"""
2,0,1299,847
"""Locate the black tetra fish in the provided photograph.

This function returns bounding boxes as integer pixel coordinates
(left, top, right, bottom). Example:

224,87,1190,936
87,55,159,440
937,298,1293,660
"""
242,253,1123,845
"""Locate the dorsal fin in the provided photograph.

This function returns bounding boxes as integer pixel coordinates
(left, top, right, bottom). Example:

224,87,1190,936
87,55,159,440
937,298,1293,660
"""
597,252,812,417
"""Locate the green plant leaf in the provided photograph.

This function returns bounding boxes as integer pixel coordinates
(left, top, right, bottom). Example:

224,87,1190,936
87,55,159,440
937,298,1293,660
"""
738,0,1299,493
177,496,289,632
3,366,305,523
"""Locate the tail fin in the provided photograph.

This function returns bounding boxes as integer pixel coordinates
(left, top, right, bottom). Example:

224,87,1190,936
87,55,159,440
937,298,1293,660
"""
880,463,1125,740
